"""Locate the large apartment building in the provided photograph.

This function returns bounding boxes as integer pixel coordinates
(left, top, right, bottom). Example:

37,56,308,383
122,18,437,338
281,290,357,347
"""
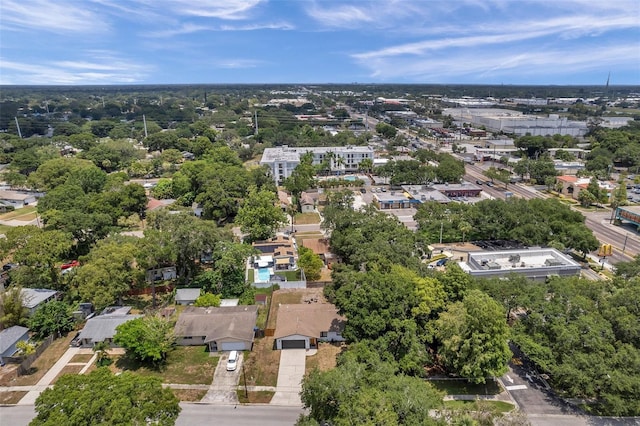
260,145,374,184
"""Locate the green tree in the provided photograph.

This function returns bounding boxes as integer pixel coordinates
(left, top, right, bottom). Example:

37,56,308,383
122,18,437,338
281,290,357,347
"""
114,316,175,365
31,368,180,425
0,286,28,328
297,246,323,281
283,152,316,197
435,290,511,383
375,122,398,138
236,186,287,242
93,341,111,367
194,292,221,307
16,340,36,356
28,301,75,339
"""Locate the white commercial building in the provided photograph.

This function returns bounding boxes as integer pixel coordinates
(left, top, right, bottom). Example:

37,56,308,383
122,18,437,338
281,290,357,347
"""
260,145,374,184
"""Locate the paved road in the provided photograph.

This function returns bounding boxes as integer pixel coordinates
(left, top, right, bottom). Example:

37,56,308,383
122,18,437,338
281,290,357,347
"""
465,163,640,263
0,403,304,426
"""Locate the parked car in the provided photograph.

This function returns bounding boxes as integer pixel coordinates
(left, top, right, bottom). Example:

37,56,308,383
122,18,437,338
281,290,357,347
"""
360,188,366,194
475,180,483,185
226,350,239,371
485,181,494,187
61,260,80,270
435,258,449,267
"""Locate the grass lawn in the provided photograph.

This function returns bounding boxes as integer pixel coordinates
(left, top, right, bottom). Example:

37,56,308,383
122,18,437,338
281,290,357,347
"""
0,391,27,404
443,400,514,413
111,346,219,385
237,390,274,404
0,332,77,387
51,365,84,384
242,337,280,387
429,379,502,395
0,206,37,220
275,270,301,281
293,232,324,242
256,305,268,329
70,353,94,363
247,268,255,283
294,212,321,225
305,342,343,374
171,389,207,402
0,224,13,235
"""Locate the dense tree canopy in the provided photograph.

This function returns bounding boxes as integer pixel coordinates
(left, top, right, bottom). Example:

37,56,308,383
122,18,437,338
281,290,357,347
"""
114,316,175,366
31,368,180,425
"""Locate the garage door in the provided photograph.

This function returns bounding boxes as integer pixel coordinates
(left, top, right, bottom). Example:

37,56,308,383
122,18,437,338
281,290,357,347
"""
220,342,248,352
281,339,306,349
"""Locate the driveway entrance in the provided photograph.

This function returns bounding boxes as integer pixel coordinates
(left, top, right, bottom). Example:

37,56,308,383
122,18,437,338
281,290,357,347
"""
270,349,306,406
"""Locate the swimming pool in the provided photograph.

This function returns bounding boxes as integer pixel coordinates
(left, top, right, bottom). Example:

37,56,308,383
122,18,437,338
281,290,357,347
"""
257,268,271,282
344,175,356,181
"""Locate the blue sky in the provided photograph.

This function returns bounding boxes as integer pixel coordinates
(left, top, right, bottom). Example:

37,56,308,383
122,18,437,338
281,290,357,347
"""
1,0,639,85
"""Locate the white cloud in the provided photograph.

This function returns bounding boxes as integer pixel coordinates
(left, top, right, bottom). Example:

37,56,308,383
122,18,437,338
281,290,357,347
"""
152,0,264,20
0,52,151,85
213,59,265,69
0,0,108,33
305,3,375,27
354,44,640,82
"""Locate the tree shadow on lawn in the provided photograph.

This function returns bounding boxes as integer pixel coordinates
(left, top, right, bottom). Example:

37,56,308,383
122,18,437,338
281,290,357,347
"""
115,354,167,373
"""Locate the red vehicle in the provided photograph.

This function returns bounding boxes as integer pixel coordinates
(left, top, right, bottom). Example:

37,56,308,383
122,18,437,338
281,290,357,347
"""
61,260,79,270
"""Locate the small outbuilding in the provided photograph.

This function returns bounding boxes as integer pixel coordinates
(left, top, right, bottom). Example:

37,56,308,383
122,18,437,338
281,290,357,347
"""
20,288,58,315
175,288,201,305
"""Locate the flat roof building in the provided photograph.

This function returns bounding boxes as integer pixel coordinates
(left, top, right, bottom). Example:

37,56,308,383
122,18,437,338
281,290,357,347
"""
260,145,374,184
459,248,581,281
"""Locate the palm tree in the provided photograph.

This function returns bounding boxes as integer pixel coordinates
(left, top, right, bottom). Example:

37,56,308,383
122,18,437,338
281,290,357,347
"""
458,221,472,244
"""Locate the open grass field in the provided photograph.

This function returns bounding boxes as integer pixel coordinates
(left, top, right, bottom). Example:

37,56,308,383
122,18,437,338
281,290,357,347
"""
0,391,27,404
51,365,84,384
0,206,37,220
69,353,94,363
305,342,343,374
171,389,208,402
294,212,321,225
237,390,275,404
242,337,280,387
107,346,219,385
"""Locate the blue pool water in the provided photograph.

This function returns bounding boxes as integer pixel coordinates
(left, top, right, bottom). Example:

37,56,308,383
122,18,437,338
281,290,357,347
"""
257,268,271,281
344,175,356,181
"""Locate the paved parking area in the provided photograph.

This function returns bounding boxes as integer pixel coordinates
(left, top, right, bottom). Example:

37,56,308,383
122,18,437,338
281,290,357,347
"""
201,352,243,404
270,349,306,406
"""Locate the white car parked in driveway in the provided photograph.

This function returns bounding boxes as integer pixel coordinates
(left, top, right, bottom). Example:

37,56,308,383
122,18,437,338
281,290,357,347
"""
226,350,238,371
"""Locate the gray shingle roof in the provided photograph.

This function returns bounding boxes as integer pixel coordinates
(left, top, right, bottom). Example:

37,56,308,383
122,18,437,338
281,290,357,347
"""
20,288,57,309
174,306,258,344
0,325,29,354
77,315,141,344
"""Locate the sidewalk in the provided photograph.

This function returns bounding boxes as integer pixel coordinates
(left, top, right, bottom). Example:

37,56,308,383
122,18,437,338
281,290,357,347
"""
17,347,80,405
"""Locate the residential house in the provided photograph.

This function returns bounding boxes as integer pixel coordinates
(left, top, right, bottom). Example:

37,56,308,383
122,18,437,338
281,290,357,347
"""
174,305,259,352
252,235,295,256
274,303,346,349
0,191,37,209
146,266,177,283
175,288,201,305
75,307,141,348
273,246,296,271
299,191,316,214
0,326,29,358
20,288,57,315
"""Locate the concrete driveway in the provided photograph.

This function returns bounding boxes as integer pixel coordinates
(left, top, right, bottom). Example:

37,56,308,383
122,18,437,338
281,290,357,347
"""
201,352,243,404
270,349,306,406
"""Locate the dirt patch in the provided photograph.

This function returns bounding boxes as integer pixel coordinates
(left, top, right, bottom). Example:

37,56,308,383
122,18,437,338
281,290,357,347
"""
237,390,274,404
0,332,76,387
51,365,84,384
242,337,280,387
171,389,207,402
69,354,94,363
305,342,344,374
0,391,28,404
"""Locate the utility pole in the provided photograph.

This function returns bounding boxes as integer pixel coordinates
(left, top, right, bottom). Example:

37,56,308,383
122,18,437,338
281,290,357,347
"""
14,117,22,138
439,222,444,244
143,114,148,138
